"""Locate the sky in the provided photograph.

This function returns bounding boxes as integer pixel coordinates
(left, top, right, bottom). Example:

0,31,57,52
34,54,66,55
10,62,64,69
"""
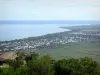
0,0,100,20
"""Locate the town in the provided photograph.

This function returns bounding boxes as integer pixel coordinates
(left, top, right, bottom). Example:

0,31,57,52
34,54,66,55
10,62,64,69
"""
0,25,100,52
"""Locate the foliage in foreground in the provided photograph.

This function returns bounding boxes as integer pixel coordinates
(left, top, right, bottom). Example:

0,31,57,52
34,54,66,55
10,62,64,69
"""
0,51,100,75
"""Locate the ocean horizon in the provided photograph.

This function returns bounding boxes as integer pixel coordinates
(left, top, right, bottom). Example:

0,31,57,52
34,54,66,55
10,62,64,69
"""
0,20,100,41
0,20,100,24
0,24,70,41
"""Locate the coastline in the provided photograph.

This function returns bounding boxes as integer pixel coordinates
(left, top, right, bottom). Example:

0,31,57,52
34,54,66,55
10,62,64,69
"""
0,25,70,41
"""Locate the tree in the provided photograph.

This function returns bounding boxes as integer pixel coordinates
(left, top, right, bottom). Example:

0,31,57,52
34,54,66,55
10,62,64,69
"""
25,55,54,75
0,52,100,75
5,51,25,70
25,52,39,65
54,57,99,75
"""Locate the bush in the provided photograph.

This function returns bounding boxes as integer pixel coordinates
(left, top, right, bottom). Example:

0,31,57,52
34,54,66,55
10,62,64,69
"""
54,57,99,75
0,52,100,75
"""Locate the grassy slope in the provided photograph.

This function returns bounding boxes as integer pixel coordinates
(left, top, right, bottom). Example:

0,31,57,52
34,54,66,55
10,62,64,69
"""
35,42,100,62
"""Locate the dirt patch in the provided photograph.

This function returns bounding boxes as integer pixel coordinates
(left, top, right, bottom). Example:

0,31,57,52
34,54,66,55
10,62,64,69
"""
0,51,17,60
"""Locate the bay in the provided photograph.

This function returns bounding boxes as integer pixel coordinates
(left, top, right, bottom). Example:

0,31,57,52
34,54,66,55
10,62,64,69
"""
0,24,70,41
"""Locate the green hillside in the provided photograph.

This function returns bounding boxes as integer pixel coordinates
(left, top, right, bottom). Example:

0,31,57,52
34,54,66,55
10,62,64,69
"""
35,42,100,62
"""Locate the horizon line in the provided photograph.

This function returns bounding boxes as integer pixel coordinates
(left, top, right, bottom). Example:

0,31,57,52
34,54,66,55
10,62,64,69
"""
0,20,100,24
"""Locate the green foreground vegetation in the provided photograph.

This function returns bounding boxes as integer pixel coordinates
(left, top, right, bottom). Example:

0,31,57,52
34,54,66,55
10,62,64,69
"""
35,42,100,62
0,51,100,75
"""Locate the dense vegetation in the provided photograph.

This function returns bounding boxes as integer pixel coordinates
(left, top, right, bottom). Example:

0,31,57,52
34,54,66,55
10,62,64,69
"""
0,51,100,75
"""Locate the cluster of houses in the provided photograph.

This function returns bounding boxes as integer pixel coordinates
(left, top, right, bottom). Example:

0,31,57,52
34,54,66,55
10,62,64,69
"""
0,31,100,52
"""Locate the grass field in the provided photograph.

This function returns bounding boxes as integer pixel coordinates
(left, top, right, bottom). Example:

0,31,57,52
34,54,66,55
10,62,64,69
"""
35,42,100,62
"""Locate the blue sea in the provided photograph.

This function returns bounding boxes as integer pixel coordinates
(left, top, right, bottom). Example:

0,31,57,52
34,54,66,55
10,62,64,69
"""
0,20,100,41
0,24,70,41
